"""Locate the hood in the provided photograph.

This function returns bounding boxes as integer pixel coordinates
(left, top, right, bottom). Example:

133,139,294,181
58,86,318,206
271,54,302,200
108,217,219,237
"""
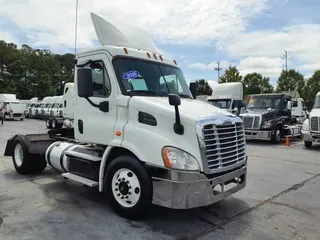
129,96,234,125
309,108,320,117
240,108,279,121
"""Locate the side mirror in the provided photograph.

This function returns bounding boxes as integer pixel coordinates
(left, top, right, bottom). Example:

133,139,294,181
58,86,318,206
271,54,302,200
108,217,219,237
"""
287,100,292,110
302,107,308,111
233,100,246,109
99,101,109,112
189,82,197,99
169,94,181,106
168,94,183,135
77,68,93,98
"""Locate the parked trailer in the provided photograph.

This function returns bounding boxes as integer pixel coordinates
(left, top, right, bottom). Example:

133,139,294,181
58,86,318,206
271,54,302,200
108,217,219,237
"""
4,12,247,220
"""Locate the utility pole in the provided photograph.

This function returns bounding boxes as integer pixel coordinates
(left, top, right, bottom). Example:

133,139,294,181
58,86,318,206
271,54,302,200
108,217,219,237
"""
283,49,289,90
283,50,288,73
214,61,222,83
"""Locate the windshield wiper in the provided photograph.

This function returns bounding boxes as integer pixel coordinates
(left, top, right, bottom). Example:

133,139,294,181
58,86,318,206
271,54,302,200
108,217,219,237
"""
178,93,192,99
127,90,168,96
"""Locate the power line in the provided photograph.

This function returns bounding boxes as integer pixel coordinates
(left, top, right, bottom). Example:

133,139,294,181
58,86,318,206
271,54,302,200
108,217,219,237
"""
214,61,222,83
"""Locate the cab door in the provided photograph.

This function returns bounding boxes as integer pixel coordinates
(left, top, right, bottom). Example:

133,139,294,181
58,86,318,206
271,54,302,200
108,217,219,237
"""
74,52,117,145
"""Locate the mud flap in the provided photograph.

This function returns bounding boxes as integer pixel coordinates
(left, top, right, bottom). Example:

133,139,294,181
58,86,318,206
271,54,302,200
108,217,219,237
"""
4,134,54,157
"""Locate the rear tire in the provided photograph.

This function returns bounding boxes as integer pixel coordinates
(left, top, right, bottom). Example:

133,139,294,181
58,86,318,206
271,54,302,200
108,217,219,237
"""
304,141,312,148
46,119,52,129
105,155,153,220
52,119,57,129
12,135,47,175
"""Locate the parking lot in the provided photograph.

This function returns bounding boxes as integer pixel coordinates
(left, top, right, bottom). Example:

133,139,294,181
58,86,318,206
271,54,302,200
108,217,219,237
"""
0,119,320,240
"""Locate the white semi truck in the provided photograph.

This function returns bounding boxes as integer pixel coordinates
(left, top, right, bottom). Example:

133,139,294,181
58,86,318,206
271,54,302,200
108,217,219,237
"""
3,12,247,219
0,94,26,120
45,83,75,129
302,91,320,148
207,82,246,115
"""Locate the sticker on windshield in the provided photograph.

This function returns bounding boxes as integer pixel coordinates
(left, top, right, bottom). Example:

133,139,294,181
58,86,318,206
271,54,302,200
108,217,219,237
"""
123,70,140,80
249,99,254,103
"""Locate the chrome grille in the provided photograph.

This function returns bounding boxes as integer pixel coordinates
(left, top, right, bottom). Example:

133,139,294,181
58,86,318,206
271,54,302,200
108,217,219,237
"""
242,116,260,129
203,122,246,171
310,117,320,132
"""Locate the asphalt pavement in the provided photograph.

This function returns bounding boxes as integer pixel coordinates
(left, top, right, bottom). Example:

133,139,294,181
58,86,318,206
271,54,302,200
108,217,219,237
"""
0,119,319,240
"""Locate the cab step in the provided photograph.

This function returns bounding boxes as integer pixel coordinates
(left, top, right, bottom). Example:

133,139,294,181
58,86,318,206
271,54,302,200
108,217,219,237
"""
62,172,99,187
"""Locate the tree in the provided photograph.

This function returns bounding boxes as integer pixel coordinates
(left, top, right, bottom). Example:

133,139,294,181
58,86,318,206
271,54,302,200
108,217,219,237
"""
243,72,274,95
195,79,212,95
0,40,75,99
303,70,320,102
276,69,305,95
219,65,242,83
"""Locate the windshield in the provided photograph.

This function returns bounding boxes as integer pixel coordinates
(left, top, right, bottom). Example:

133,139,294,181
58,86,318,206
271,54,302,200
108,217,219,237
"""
314,96,320,108
113,57,192,98
247,95,283,109
207,99,231,109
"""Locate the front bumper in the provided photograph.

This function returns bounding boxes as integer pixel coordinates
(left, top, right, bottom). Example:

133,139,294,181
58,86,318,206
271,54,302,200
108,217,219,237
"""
302,130,320,142
151,164,247,209
244,130,271,140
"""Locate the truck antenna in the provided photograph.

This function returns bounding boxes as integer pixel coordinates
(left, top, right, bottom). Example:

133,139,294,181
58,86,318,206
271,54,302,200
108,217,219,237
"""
74,0,79,56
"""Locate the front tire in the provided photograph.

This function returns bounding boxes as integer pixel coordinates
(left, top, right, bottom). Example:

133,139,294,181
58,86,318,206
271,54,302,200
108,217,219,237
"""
12,135,47,175
304,141,312,148
271,127,281,144
105,155,153,220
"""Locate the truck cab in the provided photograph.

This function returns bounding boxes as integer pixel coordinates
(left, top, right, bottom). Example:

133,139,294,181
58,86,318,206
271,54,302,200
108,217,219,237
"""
239,93,301,143
207,82,246,116
302,92,320,148
4,12,248,219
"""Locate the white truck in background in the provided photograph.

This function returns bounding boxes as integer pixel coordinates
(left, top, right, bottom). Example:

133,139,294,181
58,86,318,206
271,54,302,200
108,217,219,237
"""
19,97,39,118
46,83,74,129
207,82,246,116
302,91,320,148
0,94,26,120
4,12,247,219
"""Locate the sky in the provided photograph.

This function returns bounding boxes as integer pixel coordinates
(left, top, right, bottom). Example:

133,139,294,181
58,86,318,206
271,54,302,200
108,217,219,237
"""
1,0,320,89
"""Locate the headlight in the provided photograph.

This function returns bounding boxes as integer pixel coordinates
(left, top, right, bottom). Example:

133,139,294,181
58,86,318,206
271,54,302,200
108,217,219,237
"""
261,121,272,129
162,146,200,171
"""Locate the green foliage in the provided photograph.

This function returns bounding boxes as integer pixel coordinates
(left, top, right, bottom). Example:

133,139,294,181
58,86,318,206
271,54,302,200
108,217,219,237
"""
219,65,242,83
195,79,212,95
243,72,274,95
276,69,305,94
0,40,75,100
303,70,320,102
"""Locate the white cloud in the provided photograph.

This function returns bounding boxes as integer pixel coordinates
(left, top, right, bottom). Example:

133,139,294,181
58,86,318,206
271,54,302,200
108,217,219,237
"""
188,60,233,71
0,31,18,44
238,57,283,77
0,0,270,52
222,24,320,72
299,63,320,71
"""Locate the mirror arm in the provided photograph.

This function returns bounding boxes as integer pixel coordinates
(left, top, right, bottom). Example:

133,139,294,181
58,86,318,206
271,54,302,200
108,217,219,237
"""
85,97,99,108
173,106,184,135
